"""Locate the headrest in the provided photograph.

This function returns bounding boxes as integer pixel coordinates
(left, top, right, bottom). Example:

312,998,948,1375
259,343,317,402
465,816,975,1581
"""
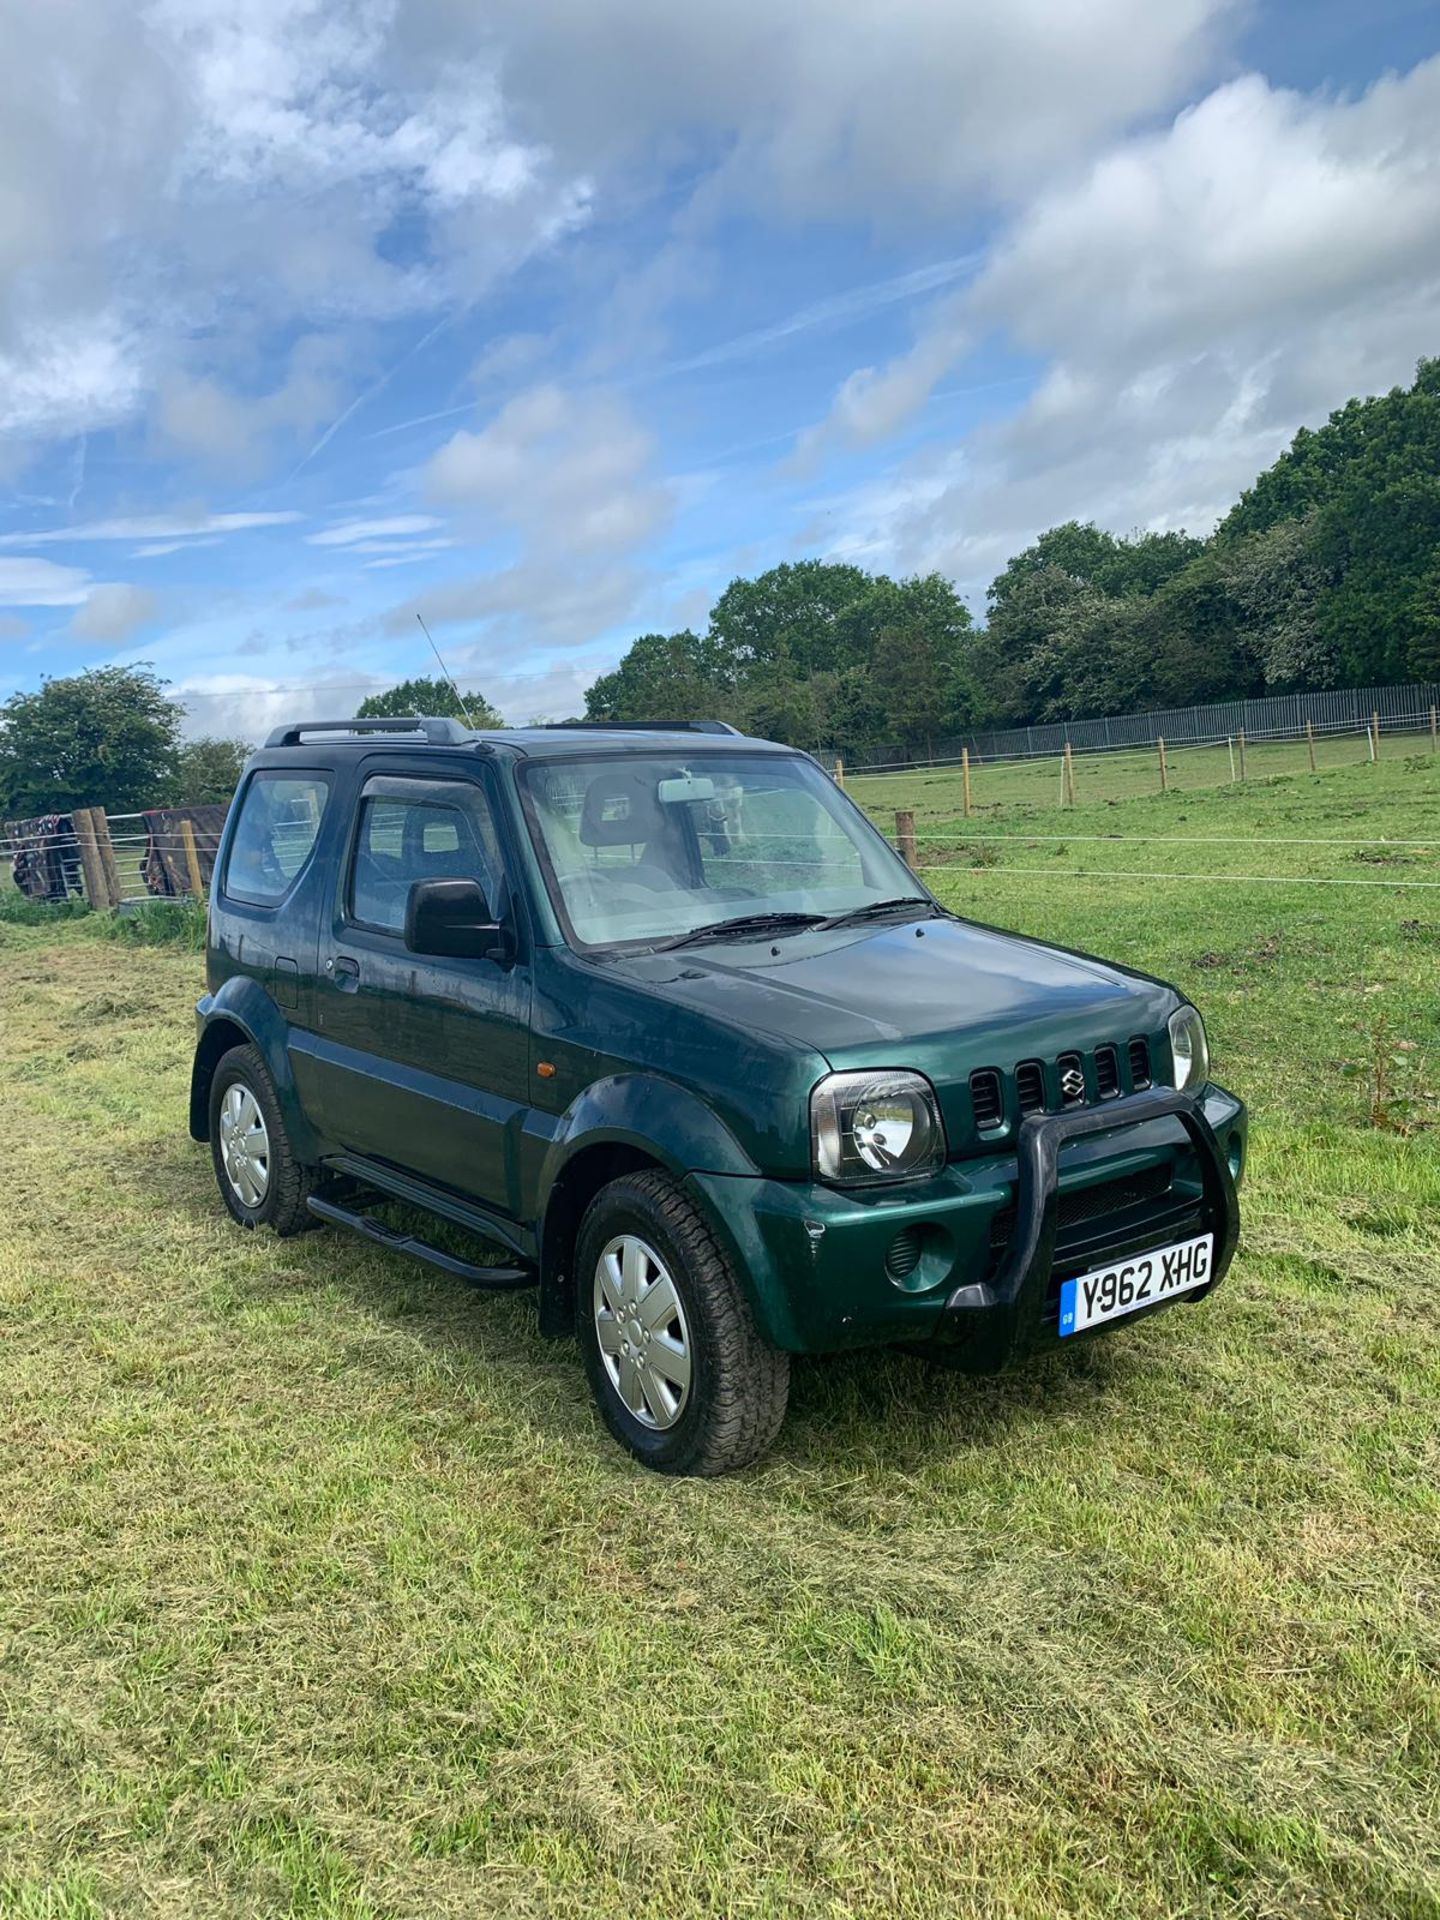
579,771,669,847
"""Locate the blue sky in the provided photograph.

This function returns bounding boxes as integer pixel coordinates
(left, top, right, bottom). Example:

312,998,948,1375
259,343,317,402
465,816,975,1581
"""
2,0,1438,738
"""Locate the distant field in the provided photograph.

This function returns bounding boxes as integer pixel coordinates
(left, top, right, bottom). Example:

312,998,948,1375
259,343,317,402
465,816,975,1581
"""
846,723,1436,817
1,753,1438,1918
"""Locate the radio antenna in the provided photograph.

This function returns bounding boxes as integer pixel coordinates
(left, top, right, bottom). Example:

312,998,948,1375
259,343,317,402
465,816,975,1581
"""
416,611,476,729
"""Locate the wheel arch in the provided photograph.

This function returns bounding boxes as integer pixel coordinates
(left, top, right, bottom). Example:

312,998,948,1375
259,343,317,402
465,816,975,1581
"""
533,1073,762,1339
189,979,314,1160
537,1140,667,1337
190,1016,252,1140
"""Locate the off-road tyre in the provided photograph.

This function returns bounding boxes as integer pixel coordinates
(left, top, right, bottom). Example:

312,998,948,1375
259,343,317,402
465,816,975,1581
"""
208,1043,315,1237
576,1169,789,1475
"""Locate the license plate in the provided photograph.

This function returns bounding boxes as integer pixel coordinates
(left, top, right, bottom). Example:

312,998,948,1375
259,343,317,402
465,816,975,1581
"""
1059,1233,1213,1337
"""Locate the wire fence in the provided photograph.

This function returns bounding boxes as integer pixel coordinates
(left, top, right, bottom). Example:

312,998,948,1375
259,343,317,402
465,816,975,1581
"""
837,710,1437,816
826,679,1440,774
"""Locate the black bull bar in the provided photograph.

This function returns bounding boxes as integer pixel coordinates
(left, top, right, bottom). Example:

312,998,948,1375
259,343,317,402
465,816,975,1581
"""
939,1087,1241,1371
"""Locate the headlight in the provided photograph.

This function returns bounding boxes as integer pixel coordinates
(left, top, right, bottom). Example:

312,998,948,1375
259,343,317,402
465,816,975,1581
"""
811,1070,946,1183
1167,1006,1211,1092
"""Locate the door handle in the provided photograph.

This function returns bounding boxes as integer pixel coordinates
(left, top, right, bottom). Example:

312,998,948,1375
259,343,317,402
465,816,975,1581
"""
329,955,361,991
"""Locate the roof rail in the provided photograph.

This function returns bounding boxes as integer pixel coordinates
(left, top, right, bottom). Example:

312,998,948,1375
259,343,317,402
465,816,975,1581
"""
262,716,474,749
538,719,742,735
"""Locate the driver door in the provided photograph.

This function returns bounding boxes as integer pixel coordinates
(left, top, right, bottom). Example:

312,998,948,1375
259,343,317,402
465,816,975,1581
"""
310,768,531,1214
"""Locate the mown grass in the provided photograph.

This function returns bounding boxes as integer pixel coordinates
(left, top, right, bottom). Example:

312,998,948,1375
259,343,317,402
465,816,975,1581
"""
2,756,1438,1918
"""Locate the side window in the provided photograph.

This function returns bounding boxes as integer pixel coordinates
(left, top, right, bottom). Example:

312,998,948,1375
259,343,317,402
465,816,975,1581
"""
347,777,502,936
223,772,330,906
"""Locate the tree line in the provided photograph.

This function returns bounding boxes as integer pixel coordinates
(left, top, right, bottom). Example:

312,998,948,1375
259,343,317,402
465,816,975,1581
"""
587,357,1440,752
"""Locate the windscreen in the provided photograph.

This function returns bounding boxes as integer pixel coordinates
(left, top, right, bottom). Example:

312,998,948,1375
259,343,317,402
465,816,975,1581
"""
520,752,919,950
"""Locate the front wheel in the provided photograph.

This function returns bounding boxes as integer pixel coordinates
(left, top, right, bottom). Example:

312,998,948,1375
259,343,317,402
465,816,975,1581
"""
575,1170,789,1475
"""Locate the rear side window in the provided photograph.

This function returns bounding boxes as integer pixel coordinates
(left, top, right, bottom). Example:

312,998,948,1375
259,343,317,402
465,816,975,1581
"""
348,777,502,935
223,773,330,905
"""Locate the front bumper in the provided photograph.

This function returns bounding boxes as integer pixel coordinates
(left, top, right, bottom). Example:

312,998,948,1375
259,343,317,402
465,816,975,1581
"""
689,1083,1245,1358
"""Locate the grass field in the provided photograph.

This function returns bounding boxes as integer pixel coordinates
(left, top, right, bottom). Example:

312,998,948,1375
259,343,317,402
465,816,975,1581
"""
845,724,1437,815
2,752,1438,1918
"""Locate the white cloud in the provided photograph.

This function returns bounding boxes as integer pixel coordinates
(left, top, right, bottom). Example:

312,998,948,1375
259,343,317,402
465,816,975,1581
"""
388,556,651,653
478,0,1235,215
0,0,588,460
425,384,670,554
812,57,1440,594
133,538,225,559
393,382,673,651
0,558,95,608
0,321,148,440
69,583,161,642
170,669,390,747
0,512,303,547
153,336,349,475
307,515,444,546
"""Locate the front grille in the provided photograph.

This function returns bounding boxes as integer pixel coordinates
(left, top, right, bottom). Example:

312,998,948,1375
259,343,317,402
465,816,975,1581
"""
967,1034,1156,1136
1016,1060,1046,1114
969,1068,1003,1130
987,1163,1174,1254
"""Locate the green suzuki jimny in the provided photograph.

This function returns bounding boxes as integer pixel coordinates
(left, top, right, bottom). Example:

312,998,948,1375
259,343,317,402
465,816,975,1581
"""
193,717,1244,1474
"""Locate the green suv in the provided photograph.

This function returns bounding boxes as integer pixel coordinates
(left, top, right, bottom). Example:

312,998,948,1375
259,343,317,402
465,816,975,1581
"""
192,717,1245,1474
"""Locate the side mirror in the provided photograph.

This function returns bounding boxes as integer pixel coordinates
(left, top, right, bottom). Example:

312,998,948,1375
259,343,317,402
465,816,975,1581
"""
404,877,507,961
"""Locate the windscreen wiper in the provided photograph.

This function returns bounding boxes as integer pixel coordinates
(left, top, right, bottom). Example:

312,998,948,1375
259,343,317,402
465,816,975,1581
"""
649,910,828,952
815,896,945,930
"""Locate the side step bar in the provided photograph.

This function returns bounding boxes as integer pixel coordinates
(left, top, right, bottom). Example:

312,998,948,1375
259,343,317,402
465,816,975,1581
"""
306,1194,534,1290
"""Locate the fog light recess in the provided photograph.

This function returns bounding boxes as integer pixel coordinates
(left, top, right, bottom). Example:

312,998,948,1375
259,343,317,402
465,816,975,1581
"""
1226,1131,1244,1180
883,1224,952,1294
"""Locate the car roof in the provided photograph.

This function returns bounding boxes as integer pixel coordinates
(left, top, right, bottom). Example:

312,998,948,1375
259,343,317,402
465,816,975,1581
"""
254,718,801,762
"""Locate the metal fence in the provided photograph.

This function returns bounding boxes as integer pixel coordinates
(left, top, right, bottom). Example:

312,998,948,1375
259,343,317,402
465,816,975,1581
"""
835,681,1440,774
1,805,225,909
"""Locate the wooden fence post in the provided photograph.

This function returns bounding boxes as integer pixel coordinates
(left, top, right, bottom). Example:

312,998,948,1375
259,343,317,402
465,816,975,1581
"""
833,757,845,790
1367,711,1378,763
71,807,109,909
1305,718,1316,774
1157,737,1168,793
180,818,205,899
1238,728,1247,780
1431,704,1438,752
895,810,917,869
1227,736,1236,782
962,746,972,818
1064,740,1076,807
1371,709,1381,762
91,808,123,909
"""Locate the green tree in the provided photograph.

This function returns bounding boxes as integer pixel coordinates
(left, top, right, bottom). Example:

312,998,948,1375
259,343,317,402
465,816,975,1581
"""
584,632,737,723
170,736,252,805
708,560,878,678
1217,515,1338,689
1221,359,1440,684
357,676,504,727
0,665,181,816
987,521,1202,615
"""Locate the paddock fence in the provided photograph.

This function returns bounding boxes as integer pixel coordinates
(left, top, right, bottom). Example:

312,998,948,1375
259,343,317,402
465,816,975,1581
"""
824,680,1440,778
1,803,228,910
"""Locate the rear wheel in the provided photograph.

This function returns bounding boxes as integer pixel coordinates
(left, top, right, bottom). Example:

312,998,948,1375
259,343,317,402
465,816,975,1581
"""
576,1169,789,1475
208,1044,314,1236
